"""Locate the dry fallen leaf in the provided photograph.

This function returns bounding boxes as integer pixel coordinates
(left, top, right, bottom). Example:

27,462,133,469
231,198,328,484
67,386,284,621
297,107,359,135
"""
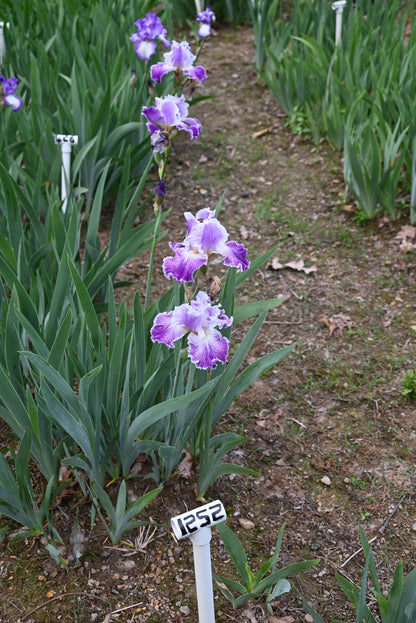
238,517,255,530
269,258,317,274
239,224,249,240
241,606,258,623
399,239,415,253
319,312,353,337
268,616,295,623
177,448,194,479
395,224,416,240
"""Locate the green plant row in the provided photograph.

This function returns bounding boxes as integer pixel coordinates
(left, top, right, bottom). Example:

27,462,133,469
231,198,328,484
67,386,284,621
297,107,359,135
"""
254,0,416,222
0,0,167,215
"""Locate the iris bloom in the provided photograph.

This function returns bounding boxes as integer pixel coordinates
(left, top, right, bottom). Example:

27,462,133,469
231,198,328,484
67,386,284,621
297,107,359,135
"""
151,291,232,369
150,41,206,83
196,6,216,37
130,13,170,61
0,76,22,111
142,94,202,144
163,208,250,284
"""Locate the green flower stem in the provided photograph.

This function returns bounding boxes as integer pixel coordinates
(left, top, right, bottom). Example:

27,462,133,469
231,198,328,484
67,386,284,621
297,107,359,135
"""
144,203,162,309
144,145,171,309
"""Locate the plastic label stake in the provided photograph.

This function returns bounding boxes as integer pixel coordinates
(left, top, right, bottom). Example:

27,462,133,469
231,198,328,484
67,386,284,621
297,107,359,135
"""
171,500,226,623
332,1,347,46
0,22,10,65
54,134,78,213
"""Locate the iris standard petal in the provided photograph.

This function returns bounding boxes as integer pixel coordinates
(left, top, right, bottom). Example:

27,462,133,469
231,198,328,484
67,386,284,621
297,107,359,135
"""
168,41,196,68
197,217,229,253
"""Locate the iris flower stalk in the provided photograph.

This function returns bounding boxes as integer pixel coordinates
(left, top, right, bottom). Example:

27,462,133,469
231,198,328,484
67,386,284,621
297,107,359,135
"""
144,144,171,309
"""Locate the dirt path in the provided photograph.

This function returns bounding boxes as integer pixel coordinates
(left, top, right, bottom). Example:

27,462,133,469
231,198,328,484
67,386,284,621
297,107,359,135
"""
1,24,415,623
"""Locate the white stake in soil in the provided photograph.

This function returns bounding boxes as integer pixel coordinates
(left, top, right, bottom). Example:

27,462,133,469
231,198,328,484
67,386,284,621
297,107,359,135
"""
54,134,78,213
332,1,347,46
0,22,10,66
171,500,226,623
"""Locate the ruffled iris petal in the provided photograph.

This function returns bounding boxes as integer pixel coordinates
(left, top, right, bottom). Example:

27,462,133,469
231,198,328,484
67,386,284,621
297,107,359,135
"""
150,310,187,347
186,66,207,82
163,243,207,283
222,241,250,271
150,62,171,83
167,41,196,68
176,117,202,139
187,330,229,369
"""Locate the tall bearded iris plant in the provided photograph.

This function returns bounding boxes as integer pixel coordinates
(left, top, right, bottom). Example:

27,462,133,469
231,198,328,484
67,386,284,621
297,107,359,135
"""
130,8,292,497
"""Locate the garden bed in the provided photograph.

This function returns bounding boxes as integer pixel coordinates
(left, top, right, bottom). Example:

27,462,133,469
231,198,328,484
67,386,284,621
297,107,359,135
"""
1,22,415,623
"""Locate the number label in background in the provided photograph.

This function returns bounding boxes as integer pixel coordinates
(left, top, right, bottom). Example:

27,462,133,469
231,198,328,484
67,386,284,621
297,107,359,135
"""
54,134,79,145
171,500,226,540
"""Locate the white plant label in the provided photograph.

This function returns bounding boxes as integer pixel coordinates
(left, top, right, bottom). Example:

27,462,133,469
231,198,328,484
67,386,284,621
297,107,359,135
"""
54,134,79,145
171,500,226,540
332,1,347,10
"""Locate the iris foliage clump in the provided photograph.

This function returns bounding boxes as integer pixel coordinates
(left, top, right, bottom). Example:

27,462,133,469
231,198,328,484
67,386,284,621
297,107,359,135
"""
253,0,416,222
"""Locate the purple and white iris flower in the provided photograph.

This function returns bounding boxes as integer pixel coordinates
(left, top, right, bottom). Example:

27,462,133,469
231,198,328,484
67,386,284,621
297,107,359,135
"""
130,13,170,61
151,291,232,369
150,41,206,83
0,76,22,111
196,6,216,38
142,94,202,145
163,208,250,284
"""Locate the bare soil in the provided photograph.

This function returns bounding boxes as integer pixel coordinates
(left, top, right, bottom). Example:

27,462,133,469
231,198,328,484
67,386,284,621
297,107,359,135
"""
1,24,415,623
